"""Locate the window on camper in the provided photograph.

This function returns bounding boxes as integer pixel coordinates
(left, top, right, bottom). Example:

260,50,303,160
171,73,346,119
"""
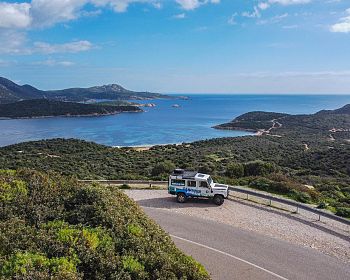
171,179,185,186
187,180,196,187
200,181,209,188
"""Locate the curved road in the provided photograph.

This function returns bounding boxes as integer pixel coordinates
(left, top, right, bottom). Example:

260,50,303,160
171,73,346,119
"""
142,207,350,280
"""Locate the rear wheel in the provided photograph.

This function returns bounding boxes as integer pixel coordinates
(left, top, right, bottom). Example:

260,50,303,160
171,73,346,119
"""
176,192,187,203
213,195,224,206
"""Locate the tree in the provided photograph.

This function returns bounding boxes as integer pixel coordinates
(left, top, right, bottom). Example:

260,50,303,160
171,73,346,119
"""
151,161,175,177
225,163,244,178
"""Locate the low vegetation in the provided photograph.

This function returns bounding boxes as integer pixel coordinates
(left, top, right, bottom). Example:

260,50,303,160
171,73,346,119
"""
0,99,142,118
0,169,210,279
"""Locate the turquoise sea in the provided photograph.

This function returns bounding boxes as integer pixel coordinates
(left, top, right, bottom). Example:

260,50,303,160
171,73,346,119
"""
0,94,349,147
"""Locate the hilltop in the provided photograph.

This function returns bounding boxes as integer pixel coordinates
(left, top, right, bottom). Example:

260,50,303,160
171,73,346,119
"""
0,77,173,104
0,99,142,119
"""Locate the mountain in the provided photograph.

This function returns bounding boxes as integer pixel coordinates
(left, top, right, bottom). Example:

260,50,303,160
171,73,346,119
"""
0,99,142,118
0,77,44,103
0,77,173,104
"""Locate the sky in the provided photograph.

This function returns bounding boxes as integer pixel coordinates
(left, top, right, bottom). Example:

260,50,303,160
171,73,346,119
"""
0,0,350,94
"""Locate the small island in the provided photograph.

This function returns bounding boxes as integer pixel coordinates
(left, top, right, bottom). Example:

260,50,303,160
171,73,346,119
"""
0,99,142,119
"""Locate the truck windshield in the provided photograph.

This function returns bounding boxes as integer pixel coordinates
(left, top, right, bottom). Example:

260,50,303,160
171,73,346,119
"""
207,177,213,186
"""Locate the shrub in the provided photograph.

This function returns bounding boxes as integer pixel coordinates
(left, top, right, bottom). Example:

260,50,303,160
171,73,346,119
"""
244,161,277,177
0,169,210,280
225,163,244,178
119,184,131,189
151,161,175,177
335,207,350,218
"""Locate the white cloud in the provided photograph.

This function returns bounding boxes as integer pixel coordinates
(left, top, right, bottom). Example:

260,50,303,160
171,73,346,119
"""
330,8,350,33
33,40,93,54
268,0,311,5
0,2,32,29
242,6,261,18
258,3,270,10
33,59,75,66
31,0,87,27
176,0,220,11
227,13,237,25
0,0,219,30
173,13,186,19
0,30,29,54
0,33,93,55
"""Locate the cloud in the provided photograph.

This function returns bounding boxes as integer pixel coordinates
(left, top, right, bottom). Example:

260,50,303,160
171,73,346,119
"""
227,13,237,25
0,2,32,29
0,30,29,54
33,59,75,66
242,7,261,18
0,33,93,55
0,0,219,30
268,0,311,5
330,8,350,33
33,40,93,54
176,0,220,11
173,13,186,19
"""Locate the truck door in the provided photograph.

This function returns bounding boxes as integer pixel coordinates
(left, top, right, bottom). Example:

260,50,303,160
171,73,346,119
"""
198,180,210,197
186,180,199,196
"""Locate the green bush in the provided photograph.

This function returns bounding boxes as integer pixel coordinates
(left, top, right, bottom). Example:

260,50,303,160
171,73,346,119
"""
119,184,131,189
335,207,350,218
0,169,210,280
151,161,175,177
244,161,277,177
225,163,244,178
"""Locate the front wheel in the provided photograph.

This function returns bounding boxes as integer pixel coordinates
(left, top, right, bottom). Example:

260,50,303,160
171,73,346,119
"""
213,195,224,206
177,193,187,203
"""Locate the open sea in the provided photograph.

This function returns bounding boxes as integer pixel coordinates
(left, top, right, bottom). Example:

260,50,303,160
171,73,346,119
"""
0,94,349,147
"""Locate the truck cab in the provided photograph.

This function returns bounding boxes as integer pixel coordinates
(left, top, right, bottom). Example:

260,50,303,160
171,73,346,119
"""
168,169,229,205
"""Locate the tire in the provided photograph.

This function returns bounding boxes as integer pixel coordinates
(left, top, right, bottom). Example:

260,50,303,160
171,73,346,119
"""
213,195,224,206
176,192,187,203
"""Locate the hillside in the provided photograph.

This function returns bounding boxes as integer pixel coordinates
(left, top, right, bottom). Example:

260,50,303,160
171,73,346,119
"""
214,104,350,140
0,99,142,119
0,169,209,279
0,77,173,104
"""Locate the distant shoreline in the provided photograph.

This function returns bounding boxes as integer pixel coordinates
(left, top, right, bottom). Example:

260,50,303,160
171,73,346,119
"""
0,110,142,120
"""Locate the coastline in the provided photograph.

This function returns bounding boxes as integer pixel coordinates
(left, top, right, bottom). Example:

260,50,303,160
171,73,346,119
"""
0,110,143,120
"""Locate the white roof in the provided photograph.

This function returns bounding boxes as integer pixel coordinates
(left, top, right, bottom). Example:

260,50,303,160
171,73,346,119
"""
194,173,210,180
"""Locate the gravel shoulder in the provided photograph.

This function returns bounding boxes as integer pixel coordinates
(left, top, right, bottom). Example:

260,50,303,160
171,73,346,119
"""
125,189,350,263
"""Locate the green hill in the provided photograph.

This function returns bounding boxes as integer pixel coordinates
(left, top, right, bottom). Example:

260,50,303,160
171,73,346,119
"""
0,169,209,279
0,99,142,118
0,77,173,104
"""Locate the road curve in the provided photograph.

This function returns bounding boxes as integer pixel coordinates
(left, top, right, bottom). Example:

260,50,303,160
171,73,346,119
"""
143,207,350,280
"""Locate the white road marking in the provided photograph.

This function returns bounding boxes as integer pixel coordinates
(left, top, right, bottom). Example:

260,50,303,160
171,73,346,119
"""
171,234,289,280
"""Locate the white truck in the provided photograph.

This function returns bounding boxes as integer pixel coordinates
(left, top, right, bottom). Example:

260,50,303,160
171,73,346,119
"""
168,169,229,205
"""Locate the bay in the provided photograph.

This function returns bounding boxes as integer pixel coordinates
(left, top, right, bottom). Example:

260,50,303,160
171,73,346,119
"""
0,94,349,147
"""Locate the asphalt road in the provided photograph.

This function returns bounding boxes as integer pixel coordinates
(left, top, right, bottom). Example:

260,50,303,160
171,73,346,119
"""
143,207,350,280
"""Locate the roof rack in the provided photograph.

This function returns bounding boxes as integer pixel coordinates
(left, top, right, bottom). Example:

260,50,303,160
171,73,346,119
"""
171,169,198,180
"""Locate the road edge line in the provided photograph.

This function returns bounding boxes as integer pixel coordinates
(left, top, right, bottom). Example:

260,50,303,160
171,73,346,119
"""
170,234,289,280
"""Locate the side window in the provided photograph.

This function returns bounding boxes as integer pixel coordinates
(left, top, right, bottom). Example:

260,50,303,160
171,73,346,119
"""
200,181,209,188
187,180,196,187
171,179,185,186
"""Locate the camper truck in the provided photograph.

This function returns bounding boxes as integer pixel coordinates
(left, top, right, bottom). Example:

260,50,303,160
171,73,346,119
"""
168,169,229,205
